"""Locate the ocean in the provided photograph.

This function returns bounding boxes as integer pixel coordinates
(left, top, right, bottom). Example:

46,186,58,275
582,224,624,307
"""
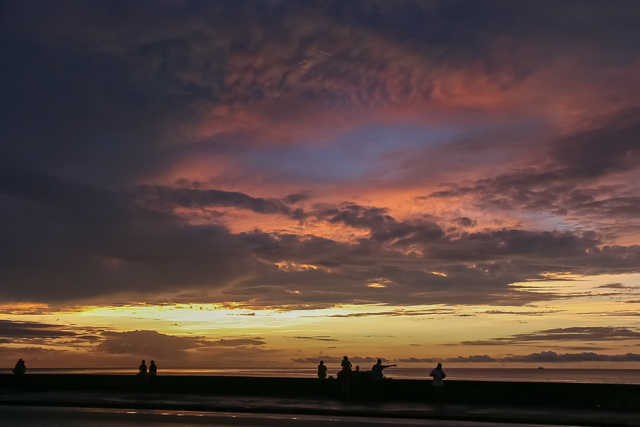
21,367,640,385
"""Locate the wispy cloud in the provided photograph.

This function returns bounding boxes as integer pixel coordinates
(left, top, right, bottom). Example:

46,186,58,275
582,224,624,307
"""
461,327,640,346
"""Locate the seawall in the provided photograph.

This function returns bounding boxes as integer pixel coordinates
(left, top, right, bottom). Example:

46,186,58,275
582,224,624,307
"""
2,374,640,411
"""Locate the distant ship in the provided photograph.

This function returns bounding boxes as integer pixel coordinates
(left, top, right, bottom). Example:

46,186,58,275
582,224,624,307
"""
537,367,544,369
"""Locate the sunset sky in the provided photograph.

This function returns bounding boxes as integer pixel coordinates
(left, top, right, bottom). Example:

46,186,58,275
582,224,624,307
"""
3,0,640,370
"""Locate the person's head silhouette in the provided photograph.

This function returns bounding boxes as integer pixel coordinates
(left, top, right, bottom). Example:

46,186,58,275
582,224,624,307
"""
319,361,324,365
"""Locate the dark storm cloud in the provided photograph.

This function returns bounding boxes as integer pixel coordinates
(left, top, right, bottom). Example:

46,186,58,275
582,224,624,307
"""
0,319,103,345
551,108,640,179
437,229,599,260
452,217,476,228
429,108,640,225
0,320,79,338
461,327,640,346
134,185,301,218
283,193,312,204
4,0,640,184
3,0,640,309
214,225,640,308
313,203,444,242
0,169,253,301
2,167,640,307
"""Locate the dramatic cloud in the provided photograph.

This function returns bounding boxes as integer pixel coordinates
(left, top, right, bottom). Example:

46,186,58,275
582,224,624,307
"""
313,203,444,242
2,167,640,309
3,1,640,367
95,330,265,359
0,320,102,345
134,184,304,219
0,320,79,338
0,169,254,302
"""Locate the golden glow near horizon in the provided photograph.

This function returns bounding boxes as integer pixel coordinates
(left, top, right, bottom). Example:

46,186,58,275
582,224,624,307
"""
3,273,640,369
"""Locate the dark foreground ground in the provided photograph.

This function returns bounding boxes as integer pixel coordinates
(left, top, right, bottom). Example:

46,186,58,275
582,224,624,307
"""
0,405,600,427
1,375,640,426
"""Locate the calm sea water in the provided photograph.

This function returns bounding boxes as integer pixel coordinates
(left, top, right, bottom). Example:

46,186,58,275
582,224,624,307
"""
23,367,640,385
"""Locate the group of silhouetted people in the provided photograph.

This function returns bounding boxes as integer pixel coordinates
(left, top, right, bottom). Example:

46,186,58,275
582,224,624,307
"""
11,358,159,384
317,356,397,399
136,359,158,383
316,357,446,403
10,356,445,404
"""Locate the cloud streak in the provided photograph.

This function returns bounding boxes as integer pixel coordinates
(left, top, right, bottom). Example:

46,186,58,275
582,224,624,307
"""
461,327,640,346
400,351,640,364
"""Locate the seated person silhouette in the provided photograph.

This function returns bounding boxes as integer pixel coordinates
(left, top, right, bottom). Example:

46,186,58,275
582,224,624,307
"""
137,359,147,382
149,360,157,375
371,359,396,381
12,359,26,375
317,360,327,379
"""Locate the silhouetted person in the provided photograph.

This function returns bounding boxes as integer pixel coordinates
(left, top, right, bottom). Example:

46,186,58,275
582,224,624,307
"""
12,359,26,375
339,356,352,399
137,359,147,383
430,362,446,407
148,360,157,383
317,360,327,379
341,356,352,373
370,359,395,399
371,359,396,382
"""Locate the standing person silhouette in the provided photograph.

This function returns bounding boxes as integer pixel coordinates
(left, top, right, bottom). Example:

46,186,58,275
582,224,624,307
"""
339,356,353,399
317,360,327,379
430,362,446,407
341,356,352,372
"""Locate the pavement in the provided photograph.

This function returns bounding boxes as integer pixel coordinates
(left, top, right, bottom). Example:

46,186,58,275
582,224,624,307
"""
1,390,640,427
